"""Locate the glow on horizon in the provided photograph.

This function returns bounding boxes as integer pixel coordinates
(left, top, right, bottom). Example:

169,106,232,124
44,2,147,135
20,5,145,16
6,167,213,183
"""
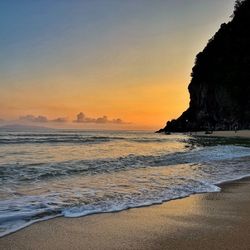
0,0,235,130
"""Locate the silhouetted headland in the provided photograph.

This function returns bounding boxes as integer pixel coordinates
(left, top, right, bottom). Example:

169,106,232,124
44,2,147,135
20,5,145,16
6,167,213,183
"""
158,0,250,133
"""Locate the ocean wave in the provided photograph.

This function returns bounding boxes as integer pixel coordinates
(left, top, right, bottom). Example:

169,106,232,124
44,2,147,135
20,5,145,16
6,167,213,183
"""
0,135,124,145
2,170,250,237
1,145,250,184
0,133,177,145
0,176,222,237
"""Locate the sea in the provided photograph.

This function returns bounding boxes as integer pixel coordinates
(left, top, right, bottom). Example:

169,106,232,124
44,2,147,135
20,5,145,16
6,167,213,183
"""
0,130,250,237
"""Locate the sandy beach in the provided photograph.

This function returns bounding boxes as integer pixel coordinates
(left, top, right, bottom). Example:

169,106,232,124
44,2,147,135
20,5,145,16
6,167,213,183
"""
195,130,250,138
1,177,250,250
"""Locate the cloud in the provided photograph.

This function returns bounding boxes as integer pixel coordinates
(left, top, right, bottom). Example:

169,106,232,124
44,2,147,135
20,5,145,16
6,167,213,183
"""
74,112,128,124
18,113,128,125
95,116,109,124
74,112,95,123
111,118,124,124
19,115,48,123
51,117,68,123
19,115,68,123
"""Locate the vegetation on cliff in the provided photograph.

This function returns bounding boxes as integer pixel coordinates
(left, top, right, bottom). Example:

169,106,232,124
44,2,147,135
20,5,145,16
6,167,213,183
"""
159,0,250,132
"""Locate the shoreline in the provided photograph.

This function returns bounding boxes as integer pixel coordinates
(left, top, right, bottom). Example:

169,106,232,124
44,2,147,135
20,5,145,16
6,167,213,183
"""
192,130,250,138
1,173,250,239
1,177,250,249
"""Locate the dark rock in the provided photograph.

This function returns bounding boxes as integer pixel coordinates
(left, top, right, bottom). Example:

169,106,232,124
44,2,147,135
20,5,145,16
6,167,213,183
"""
158,0,250,133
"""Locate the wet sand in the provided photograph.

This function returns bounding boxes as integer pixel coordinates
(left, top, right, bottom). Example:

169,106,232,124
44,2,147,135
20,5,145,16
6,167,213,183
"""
195,130,250,138
1,178,250,250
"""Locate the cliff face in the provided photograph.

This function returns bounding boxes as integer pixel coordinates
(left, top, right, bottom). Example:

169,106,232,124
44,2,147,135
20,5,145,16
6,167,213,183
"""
159,0,250,132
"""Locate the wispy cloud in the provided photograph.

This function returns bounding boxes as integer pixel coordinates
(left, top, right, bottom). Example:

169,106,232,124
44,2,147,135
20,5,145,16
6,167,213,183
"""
74,112,128,124
51,117,68,123
20,115,48,123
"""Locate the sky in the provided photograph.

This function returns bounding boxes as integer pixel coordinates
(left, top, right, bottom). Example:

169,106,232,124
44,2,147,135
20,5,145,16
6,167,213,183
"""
0,0,236,130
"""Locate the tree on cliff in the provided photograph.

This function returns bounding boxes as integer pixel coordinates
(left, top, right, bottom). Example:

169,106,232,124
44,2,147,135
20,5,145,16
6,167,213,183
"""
234,0,246,14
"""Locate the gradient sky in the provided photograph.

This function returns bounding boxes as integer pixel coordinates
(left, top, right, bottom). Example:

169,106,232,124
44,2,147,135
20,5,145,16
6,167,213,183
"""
0,0,236,130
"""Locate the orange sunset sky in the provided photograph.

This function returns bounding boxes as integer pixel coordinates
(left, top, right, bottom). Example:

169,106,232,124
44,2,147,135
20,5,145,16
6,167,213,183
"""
0,0,235,130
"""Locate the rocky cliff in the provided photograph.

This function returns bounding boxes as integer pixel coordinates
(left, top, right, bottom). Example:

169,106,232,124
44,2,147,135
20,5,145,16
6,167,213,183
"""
158,0,250,132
